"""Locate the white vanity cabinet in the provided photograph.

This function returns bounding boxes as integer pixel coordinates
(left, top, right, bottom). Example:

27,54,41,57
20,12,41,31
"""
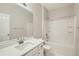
23,43,44,56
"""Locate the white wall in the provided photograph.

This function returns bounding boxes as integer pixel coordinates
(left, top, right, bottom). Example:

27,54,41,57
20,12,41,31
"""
48,4,74,19
26,22,33,37
31,3,42,38
47,4,75,56
42,7,48,41
0,3,33,39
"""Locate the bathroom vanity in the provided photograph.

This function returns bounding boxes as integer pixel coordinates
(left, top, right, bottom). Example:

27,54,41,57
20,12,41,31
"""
0,38,44,56
23,42,44,56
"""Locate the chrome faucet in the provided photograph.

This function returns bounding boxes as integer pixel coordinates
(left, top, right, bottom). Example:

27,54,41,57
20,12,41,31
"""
17,37,24,44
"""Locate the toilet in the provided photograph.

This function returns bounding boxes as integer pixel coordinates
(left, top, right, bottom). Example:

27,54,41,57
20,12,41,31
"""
43,45,54,56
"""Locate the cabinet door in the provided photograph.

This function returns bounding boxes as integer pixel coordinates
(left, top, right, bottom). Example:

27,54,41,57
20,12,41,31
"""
24,44,44,56
38,44,44,56
25,47,39,56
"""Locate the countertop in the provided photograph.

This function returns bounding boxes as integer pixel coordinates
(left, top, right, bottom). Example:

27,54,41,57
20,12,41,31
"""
0,38,44,56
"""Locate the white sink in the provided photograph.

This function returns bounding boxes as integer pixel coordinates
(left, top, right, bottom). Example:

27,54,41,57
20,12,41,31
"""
15,42,34,50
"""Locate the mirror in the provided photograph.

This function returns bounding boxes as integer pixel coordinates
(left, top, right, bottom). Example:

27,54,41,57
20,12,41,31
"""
0,13,10,42
0,3,33,48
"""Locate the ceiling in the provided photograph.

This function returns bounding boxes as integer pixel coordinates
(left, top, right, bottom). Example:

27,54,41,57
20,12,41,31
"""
41,3,73,11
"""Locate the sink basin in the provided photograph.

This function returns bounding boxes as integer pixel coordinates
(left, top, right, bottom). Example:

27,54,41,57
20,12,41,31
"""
15,42,34,50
